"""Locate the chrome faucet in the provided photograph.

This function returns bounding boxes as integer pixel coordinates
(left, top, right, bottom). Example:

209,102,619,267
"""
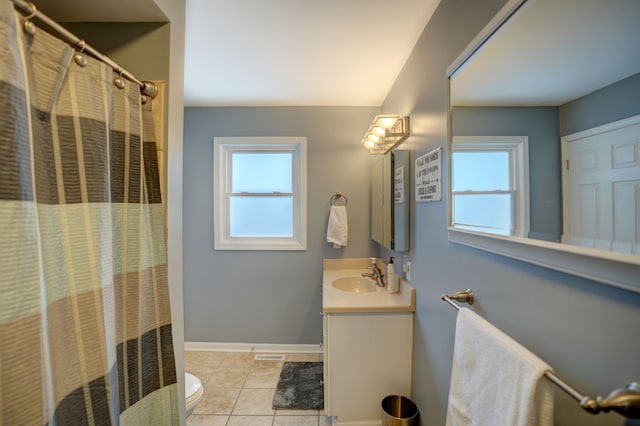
361,263,385,287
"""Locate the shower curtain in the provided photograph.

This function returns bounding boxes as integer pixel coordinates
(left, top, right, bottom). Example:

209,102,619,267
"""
0,1,179,424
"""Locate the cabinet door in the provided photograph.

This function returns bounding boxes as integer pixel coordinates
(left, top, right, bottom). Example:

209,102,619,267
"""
371,153,393,248
326,312,413,422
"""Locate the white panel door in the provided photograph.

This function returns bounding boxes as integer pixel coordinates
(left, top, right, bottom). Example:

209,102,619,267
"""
562,115,640,254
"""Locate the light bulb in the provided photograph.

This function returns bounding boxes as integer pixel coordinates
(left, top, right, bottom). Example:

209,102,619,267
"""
376,116,398,129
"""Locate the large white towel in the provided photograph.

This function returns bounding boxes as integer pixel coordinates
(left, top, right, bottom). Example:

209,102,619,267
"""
326,205,348,248
446,307,554,426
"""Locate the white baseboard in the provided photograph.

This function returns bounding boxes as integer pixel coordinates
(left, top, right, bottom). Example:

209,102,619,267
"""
184,341,323,353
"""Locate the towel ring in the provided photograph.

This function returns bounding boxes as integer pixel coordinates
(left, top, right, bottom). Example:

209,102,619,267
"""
330,192,347,206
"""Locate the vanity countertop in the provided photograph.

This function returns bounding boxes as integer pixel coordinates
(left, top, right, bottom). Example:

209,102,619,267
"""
322,258,415,313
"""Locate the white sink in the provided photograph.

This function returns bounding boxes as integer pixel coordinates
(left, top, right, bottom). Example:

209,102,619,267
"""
331,277,379,293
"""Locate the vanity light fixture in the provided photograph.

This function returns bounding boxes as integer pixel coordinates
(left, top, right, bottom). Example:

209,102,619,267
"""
360,114,410,154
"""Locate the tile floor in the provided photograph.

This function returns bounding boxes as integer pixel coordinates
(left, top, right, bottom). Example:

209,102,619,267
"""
185,351,332,426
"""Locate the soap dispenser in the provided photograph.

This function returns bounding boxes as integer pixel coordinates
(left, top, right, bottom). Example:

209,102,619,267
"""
387,257,398,293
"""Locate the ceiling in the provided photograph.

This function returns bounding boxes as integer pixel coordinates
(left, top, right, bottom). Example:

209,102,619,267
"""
28,0,640,108
183,0,441,107
34,0,442,107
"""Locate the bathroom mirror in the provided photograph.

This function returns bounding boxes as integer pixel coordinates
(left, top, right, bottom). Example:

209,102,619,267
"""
371,150,410,251
447,0,640,292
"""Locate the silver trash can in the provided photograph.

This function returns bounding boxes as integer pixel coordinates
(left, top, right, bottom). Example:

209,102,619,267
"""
381,395,418,426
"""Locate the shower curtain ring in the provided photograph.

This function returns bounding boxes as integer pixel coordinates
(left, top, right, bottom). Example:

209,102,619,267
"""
22,2,37,35
76,39,86,53
73,39,88,67
114,68,126,90
24,2,37,20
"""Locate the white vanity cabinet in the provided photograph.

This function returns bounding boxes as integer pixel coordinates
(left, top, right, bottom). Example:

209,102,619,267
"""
323,311,413,425
322,258,415,425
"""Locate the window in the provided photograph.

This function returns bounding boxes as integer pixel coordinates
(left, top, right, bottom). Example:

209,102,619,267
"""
451,136,529,236
214,137,307,250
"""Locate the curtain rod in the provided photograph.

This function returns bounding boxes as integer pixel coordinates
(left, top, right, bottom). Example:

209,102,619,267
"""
441,290,640,419
11,0,158,99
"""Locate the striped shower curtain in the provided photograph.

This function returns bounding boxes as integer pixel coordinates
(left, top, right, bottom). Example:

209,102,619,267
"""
0,1,179,424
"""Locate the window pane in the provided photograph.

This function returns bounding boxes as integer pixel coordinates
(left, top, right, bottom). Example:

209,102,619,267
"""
453,193,513,233
452,151,510,191
232,152,292,193
230,196,293,237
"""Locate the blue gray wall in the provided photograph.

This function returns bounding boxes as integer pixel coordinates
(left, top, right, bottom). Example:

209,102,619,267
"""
381,0,640,425
183,107,379,343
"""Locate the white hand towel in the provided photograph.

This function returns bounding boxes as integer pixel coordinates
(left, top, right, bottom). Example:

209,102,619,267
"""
326,205,348,248
446,307,554,426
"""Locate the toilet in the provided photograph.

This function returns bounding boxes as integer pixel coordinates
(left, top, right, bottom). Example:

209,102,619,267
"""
185,372,203,417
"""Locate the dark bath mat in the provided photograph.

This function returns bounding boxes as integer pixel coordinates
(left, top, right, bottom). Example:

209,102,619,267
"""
272,361,324,410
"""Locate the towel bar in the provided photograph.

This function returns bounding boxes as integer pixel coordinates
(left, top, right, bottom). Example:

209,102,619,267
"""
441,290,640,419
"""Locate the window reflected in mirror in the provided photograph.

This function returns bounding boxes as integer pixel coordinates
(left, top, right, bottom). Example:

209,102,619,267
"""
452,136,528,237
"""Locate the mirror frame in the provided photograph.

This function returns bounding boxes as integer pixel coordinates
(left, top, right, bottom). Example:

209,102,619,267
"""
446,0,640,294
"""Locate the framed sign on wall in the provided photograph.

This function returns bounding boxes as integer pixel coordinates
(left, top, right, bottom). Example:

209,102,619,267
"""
415,147,442,202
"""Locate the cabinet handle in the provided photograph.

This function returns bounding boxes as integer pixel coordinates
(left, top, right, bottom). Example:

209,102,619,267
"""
320,311,324,316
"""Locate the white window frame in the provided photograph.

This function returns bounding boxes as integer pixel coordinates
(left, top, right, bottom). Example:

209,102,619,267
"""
451,136,529,237
213,137,307,251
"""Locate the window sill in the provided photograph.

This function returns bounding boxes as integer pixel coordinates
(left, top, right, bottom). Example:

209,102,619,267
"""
214,237,307,251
